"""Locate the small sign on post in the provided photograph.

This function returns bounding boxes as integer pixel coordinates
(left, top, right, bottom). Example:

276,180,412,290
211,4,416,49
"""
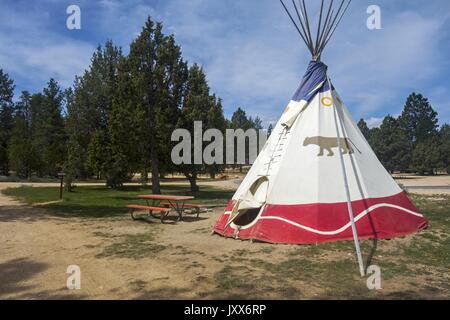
58,172,66,199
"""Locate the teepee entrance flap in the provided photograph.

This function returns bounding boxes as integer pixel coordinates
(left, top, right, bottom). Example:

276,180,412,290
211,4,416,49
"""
226,176,269,227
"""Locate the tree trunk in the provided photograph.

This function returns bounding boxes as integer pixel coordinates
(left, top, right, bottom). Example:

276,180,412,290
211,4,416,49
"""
151,144,161,194
188,174,199,194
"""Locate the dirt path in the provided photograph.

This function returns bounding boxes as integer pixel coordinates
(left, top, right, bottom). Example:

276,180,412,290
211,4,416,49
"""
0,182,257,299
0,181,449,299
394,174,450,195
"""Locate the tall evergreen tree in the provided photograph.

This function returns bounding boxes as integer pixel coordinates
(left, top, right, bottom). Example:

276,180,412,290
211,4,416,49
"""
439,124,450,174
8,91,38,179
370,115,411,173
33,79,66,176
177,63,212,192
412,136,443,175
67,40,123,180
231,107,251,130
230,107,251,172
108,58,139,188
127,17,187,193
206,96,227,178
28,93,46,175
0,69,15,175
399,92,438,145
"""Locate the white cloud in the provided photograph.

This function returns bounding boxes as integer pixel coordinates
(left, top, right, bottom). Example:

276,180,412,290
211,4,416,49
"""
1,0,449,127
0,2,94,91
365,117,383,129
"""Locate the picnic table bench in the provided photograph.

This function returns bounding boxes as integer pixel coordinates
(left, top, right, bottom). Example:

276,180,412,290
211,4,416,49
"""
127,194,197,223
127,204,171,223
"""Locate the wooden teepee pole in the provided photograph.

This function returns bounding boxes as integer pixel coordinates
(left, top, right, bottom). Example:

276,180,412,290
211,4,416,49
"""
327,75,365,277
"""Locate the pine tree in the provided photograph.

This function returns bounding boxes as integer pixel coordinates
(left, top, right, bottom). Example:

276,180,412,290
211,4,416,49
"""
399,93,438,145
66,40,123,180
231,107,251,130
33,79,66,177
369,115,411,173
153,33,188,180
177,63,212,193
108,58,139,188
29,93,46,175
230,107,251,172
0,69,15,175
357,118,370,140
412,136,442,175
439,124,450,174
128,17,187,193
87,131,108,180
206,96,227,178
8,91,37,179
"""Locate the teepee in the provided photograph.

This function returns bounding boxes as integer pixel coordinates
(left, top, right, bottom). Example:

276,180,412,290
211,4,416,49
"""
213,0,428,275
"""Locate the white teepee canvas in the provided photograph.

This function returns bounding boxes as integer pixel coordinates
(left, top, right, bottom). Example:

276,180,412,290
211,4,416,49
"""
213,0,428,275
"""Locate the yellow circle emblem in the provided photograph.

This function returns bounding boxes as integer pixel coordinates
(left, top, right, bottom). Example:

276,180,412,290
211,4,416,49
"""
321,97,333,107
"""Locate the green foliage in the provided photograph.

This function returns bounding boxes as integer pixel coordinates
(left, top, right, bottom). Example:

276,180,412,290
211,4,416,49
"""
177,63,213,192
206,96,227,178
2,15,449,183
0,69,15,175
399,92,438,145
125,17,188,192
31,79,66,177
66,40,123,181
230,107,251,130
361,92,448,174
1,184,232,218
369,115,412,172
108,58,139,188
440,124,450,173
412,136,443,175
357,118,370,140
8,91,38,178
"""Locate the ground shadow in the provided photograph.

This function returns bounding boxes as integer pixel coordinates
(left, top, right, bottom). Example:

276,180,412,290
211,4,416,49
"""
0,257,86,299
0,205,53,223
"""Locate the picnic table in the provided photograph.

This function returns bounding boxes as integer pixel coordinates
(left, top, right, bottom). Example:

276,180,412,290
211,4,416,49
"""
127,194,198,223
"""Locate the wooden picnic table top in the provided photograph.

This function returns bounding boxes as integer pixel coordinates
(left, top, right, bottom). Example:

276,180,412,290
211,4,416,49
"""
137,194,195,201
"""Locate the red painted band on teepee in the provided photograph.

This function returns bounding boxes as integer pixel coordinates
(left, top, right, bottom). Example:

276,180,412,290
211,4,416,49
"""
213,192,428,244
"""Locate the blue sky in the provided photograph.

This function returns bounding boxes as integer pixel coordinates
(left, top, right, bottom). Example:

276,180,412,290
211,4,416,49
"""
1,0,449,128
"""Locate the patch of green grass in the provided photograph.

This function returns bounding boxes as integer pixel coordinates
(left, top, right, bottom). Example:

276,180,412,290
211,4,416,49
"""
410,194,450,228
96,232,168,260
2,184,233,218
399,237,450,269
214,266,256,291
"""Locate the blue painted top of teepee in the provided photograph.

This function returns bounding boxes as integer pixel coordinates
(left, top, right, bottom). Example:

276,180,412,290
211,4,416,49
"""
291,61,332,102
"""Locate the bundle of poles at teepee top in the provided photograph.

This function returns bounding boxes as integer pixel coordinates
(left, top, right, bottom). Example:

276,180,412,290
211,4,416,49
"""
279,0,352,61
279,0,367,276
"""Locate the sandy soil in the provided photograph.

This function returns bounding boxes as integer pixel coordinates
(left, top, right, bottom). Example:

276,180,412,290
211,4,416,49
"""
0,177,448,300
0,180,258,299
394,174,450,195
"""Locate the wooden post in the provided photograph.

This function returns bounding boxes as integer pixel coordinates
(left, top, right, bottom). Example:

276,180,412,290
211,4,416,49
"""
58,172,65,200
